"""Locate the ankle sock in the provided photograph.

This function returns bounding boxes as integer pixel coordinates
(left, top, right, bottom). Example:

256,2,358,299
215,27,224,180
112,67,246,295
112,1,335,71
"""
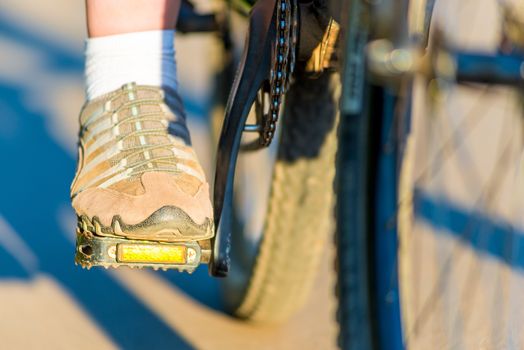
85,30,178,100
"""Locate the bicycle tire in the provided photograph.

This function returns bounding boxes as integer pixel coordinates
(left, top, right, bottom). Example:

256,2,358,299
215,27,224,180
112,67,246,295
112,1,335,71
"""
221,71,340,323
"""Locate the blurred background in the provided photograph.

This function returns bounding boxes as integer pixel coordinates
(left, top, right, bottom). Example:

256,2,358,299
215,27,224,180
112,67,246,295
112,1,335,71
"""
0,0,336,349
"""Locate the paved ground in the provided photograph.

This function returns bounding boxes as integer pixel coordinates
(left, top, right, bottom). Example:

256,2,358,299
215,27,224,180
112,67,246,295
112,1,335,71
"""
0,1,336,349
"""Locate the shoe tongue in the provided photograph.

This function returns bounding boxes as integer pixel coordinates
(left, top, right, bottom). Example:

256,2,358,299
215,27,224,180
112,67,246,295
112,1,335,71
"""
79,84,198,196
81,84,191,146
80,84,164,125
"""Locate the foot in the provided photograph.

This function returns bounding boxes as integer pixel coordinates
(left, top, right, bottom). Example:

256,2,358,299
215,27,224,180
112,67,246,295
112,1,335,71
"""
71,83,214,243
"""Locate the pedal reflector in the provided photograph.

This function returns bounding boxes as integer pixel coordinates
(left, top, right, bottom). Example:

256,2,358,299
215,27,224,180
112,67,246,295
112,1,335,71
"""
117,244,187,264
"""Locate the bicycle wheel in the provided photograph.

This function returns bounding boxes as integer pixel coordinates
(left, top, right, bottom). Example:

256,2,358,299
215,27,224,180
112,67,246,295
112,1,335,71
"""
221,71,339,322
207,2,340,323
335,0,524,349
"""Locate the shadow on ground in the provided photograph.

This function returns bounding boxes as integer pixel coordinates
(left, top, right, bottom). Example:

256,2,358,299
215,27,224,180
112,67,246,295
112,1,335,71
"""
414,188,523,270
0,15,221,350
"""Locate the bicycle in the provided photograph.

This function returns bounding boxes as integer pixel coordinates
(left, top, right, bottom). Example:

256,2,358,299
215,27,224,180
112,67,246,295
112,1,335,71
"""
213,0,524,347
75,0,524,348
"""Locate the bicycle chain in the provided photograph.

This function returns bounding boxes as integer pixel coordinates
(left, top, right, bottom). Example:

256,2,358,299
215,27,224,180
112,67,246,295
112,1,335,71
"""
259,0,298,147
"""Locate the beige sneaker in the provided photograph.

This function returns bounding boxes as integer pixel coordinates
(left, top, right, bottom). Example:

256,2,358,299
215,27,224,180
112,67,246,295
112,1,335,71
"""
71,83,214,244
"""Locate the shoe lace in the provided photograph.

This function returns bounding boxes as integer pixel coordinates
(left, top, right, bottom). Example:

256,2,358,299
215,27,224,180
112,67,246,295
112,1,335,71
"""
81,88,200,186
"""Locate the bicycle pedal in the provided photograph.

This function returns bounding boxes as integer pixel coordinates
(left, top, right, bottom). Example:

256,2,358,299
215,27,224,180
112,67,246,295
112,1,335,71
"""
75,230,211,273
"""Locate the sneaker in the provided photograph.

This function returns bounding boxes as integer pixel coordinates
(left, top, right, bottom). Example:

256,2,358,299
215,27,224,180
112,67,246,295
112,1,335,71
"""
71,83,214,244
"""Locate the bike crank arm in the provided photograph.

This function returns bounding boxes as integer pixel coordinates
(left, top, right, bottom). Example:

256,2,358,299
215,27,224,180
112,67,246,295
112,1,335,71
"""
210,0,277,277
75,230,212,272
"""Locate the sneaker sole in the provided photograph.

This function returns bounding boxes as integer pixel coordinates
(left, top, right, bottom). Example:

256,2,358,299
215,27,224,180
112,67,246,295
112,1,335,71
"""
77,205,214,242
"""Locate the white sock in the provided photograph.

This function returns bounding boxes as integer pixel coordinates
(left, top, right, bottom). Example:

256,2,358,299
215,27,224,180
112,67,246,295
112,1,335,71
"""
85,30,178,100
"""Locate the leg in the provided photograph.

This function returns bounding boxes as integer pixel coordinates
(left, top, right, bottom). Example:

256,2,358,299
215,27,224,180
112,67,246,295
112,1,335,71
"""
86,0,181,37
83,0,182,100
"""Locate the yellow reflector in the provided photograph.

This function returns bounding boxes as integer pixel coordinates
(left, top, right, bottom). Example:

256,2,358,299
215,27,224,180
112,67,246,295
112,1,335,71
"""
117,244,187,264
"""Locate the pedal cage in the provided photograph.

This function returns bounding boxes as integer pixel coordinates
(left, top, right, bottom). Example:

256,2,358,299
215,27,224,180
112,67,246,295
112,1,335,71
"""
75,230,211,273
